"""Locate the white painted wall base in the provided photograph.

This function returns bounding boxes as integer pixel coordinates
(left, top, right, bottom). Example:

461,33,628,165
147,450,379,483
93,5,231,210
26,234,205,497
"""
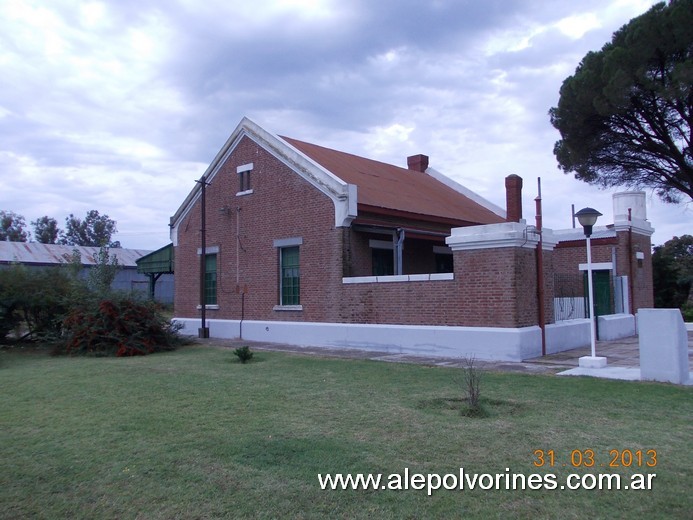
174,315,639,362
545,319,591,354
597,313,636,340
174,314,635,361
174,317,545,361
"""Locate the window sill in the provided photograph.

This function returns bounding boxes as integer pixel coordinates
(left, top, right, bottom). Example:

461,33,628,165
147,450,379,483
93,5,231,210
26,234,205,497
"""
196,305,220,310
236,189,254,197
273,305,303,312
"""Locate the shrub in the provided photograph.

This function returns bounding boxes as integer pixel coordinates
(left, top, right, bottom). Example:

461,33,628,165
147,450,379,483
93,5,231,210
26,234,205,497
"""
0,265,77,341
461,356,485,417
682,304,693,323
57,296,182,356
233,346,254,363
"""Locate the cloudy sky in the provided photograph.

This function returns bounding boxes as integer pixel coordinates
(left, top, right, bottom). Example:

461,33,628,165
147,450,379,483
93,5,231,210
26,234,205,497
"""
1,0,690,250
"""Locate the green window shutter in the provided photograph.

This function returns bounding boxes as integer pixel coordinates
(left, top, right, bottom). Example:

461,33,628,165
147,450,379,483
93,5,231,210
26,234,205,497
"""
205,254,217,305
280,246,300,305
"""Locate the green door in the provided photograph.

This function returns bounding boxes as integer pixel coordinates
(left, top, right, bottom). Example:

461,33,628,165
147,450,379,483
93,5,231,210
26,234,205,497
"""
584,270,613,318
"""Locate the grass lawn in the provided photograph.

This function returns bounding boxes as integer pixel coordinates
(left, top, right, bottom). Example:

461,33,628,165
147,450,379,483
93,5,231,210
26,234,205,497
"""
1,344,691,519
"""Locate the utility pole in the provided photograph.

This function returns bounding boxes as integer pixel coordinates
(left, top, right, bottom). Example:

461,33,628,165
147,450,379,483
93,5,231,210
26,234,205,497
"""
196,175,211,338
535,178,546,356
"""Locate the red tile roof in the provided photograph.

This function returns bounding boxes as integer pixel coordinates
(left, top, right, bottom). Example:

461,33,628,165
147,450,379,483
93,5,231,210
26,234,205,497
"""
282,136,504,226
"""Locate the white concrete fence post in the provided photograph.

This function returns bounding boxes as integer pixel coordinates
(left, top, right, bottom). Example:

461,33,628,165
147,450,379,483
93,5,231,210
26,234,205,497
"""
638,309,690,384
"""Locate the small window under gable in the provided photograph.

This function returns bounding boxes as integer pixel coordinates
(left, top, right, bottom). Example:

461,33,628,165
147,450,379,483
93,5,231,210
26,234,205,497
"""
236,163,253,196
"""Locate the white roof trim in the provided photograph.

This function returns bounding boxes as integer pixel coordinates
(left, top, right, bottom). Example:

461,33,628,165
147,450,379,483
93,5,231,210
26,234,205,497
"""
170,117,358,245
426,167,506,219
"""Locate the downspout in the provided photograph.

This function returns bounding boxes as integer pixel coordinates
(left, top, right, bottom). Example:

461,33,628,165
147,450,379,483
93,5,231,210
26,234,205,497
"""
395,228,405,275
628,208,635,314
240,291,245,340
236,207,243,339
236,208,241,285
535,178,546,356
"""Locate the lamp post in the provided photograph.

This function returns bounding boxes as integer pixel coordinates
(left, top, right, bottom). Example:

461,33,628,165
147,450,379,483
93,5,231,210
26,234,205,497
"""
575,207,607,369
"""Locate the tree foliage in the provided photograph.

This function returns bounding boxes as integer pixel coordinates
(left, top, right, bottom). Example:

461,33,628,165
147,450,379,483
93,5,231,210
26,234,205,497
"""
0,211,29,242
86,247,121,295
550,0,693,203
652,234,693,308
60,210,120,247
0,261,182,355
31,216,60,244
0,265,78,340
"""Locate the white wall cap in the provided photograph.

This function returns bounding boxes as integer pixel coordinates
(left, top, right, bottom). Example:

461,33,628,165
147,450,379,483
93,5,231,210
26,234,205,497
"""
447,222,557,251
613,217,654,237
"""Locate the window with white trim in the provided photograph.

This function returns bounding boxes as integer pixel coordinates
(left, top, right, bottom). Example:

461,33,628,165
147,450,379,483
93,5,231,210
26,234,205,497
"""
280,246,300,305
274,237,303,308
204,253,217,305
197,246,219,307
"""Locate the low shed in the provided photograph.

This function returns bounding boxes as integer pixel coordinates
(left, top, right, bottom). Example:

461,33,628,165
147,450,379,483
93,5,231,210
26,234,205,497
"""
135,243,174,301
0,242,173,303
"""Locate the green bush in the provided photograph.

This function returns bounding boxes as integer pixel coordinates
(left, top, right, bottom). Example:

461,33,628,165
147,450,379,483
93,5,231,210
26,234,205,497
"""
1,257,180,357
0,265,77,341
682,304,693,322
233,346,254,363
56,296,182,357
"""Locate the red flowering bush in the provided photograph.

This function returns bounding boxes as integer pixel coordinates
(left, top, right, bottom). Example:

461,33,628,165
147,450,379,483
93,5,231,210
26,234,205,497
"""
57,297,182,356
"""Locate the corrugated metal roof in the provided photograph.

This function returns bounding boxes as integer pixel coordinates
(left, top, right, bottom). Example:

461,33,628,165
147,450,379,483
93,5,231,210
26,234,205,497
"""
136,243,174,274
281,136,505,226
0,242,152,267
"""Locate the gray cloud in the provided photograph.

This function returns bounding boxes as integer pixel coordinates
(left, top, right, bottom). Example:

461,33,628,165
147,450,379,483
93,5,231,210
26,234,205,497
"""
1,0,687,250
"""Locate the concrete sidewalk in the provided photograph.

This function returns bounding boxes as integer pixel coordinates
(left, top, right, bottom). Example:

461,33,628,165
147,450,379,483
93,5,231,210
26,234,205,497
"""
194,332,693,383
546,333,693,384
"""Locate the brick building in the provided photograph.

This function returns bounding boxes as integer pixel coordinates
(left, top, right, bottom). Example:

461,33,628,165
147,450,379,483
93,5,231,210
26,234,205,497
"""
552,192,654,322
170,118,653,360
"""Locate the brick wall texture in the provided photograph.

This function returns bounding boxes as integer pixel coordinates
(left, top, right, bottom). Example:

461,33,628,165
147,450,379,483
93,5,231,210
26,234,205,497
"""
174,136,648,329
553,231,653,312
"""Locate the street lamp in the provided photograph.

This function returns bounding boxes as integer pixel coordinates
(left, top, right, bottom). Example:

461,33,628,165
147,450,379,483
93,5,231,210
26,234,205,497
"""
575,207,607,368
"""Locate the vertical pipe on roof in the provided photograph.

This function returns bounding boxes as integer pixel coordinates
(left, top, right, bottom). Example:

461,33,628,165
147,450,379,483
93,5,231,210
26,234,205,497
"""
535,178,546,356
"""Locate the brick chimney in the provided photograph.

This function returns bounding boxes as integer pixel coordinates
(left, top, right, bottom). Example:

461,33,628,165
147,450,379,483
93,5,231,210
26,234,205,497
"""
505,174,523,222
407,154,429,172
